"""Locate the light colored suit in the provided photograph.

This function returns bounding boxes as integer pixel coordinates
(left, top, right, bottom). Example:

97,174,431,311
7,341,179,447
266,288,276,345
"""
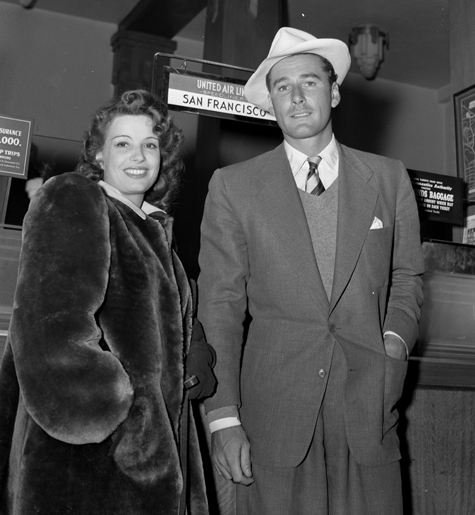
198,141,424,471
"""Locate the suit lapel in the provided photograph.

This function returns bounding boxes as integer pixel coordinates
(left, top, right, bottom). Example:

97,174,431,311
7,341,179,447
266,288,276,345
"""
329,144,378,313
255,145,330,316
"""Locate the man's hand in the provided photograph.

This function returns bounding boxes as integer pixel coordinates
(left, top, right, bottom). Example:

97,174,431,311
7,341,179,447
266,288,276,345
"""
211,425,254,486
384,333,407,361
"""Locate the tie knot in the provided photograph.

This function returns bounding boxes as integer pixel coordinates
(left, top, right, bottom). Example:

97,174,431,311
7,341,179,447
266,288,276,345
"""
308,156,322,172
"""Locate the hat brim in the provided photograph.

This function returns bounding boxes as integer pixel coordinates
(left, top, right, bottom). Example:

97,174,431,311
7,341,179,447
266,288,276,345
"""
244,38,351,111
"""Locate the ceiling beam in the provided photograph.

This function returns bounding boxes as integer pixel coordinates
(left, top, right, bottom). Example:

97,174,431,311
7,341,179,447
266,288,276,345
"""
119,0,207,38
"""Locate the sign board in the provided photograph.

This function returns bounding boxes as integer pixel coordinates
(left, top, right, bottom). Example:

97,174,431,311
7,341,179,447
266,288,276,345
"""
408,169,464,225
162,67,276,125
0,114,34,180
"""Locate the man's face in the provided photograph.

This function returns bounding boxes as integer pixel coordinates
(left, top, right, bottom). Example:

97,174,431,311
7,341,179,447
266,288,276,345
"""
267,54,340,152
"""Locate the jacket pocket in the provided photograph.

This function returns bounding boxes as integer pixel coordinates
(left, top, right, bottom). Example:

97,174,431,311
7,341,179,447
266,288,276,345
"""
240,345,284,436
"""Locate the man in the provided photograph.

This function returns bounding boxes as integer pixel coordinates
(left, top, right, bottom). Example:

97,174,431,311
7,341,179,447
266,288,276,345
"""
197,27,424,515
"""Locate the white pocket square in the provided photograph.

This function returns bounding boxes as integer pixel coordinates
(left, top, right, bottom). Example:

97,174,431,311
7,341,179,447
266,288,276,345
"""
370,216,383,230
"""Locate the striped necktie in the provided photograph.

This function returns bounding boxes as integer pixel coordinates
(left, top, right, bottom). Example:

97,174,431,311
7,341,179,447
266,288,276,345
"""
306,156,325,196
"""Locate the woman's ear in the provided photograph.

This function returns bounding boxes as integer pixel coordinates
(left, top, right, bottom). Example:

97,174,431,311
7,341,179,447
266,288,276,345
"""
95,152,104,169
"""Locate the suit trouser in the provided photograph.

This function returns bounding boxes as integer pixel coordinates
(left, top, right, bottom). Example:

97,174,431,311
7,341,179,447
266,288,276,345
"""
234,343,404,515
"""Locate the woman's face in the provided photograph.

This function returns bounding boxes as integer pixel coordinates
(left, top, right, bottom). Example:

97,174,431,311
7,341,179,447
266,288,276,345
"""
96,114,161,207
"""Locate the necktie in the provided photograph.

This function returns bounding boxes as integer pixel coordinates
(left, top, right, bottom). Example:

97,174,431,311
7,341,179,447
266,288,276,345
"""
306,156,325,196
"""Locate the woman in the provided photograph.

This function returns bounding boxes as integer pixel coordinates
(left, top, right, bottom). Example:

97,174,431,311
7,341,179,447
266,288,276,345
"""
0,90,212,515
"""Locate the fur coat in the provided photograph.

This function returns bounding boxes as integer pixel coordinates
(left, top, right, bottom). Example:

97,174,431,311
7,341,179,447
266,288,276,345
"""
0,173,209,515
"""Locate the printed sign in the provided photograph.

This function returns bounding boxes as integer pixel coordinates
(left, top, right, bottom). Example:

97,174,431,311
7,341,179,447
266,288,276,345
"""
0,114,34,179
162,68,276,125
408,169,464,225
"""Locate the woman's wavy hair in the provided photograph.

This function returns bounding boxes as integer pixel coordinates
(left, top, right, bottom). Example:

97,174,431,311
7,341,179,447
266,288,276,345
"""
75,89,184,211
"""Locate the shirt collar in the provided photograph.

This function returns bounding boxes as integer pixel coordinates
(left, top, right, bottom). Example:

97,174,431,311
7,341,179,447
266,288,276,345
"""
284,135,338,176
319,135,339,176
98,180,166,220
284,135,339,190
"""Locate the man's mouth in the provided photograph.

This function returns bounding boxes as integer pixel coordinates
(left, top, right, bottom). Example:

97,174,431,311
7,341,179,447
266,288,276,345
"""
291,111,311,119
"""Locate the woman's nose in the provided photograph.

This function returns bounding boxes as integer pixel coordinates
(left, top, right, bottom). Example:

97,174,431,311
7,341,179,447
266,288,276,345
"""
131,147,145,162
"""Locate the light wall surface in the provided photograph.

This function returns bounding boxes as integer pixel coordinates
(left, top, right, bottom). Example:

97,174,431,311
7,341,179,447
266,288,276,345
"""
336,73,449,175
0,2,115,142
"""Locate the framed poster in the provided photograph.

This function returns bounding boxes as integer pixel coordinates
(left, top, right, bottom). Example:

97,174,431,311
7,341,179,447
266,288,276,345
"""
454,84,475,201
0,114,34,180
463,214,475,245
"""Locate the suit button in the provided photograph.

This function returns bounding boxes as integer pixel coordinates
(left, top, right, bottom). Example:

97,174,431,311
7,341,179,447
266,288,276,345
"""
329,324,336,333
318,369,326,378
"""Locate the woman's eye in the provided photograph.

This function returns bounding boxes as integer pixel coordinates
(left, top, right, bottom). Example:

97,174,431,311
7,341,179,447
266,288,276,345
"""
116,141,128,147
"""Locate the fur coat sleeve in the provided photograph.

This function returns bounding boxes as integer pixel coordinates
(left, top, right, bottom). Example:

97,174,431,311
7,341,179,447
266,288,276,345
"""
10,173,134,444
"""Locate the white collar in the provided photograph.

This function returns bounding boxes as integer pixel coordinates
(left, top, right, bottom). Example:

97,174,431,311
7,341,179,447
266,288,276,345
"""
98,180,166,220
284,135,338,175
284,135,339,190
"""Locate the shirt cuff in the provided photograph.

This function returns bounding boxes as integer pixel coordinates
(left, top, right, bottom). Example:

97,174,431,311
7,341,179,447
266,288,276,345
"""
207,405,241,433
209,417,242,433
383,331,409,358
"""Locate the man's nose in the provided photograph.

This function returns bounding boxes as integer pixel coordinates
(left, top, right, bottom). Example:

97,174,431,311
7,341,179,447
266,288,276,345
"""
292,86,305,104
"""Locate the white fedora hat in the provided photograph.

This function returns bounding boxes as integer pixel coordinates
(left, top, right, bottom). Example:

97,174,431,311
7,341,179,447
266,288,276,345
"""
244,27,351,111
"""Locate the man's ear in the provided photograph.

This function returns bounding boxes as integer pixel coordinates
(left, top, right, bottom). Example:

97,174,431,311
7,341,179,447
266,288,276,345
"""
331,83,341,108
267,94,275,116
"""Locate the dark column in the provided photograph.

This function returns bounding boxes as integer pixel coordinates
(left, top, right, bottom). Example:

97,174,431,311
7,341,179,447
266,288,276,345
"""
175,0,283,279
111,30,177,96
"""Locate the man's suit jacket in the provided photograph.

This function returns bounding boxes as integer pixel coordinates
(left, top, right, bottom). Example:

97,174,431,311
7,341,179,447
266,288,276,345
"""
198,142,424,469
